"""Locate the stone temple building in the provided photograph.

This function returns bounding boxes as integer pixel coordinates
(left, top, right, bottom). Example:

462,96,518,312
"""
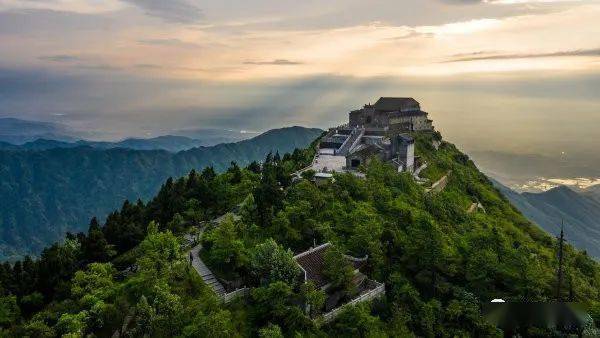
349,97,433,132
344,133,415,172
306,97,433,176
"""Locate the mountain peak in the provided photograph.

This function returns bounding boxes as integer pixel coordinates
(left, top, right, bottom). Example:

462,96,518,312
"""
548,185,575,193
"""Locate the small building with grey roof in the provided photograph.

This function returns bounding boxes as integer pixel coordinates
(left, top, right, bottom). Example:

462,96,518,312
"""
293,243,385,322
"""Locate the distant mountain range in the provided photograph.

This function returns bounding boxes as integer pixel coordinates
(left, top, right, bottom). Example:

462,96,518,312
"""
0,117,81,144
494,179,600,258
470,150,600,192
0,136,209,152
583,185,600,204
0,126,323,260
0,118,259,151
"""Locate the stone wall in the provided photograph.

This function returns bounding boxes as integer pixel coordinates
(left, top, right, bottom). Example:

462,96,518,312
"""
349,108,389,128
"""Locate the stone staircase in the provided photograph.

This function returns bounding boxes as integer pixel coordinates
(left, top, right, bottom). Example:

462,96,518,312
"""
190,244,226,296
186,210,249,302
336,127,364,156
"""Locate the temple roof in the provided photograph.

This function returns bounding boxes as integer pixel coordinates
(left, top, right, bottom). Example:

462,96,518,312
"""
294,243,366,289
374,97,420,112
396,134,414,144
348,143,384,156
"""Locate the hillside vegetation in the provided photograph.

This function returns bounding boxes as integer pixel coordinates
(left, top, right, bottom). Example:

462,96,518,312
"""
0,127,323,260
1,131,599,337
495,182,600,259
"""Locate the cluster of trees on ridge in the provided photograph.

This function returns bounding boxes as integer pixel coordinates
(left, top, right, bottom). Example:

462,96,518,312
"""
0,132,599,337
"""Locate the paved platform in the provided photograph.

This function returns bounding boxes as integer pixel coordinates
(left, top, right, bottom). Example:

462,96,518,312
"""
311,154,346,173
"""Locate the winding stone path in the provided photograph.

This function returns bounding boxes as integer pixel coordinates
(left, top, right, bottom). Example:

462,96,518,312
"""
190,242,226,296
425,171,451,194
186,229,226,296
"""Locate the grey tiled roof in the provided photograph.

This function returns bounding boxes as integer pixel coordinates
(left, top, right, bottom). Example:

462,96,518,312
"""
294,243,367,289
396,134,414,143
374,97,419,112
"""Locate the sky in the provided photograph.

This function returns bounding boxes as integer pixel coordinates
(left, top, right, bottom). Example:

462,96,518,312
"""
0,0,599,160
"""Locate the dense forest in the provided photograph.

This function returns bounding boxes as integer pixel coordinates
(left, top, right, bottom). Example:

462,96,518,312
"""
0,126,322,260
1,131,600,337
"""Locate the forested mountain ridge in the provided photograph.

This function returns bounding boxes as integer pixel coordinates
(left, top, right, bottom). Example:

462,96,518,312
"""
493,181,600,258
584,185,600,204
0,126,323,260
0,135,251,152
1,130,599,336
0,136,207,152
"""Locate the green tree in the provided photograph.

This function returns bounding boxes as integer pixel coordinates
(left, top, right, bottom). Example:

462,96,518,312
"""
300,170,316,181
323,247,356,294
251,282,311,333
418,299,443,338
300,281,326,318
81,217,115,263
37,238,81,299
253,159,284,227
131,295,156,337
71,263,116,302
250,239,301,286
227,161,243,184
0,295,20,327
404,215,445,297
19,292,44,317
137,221,181,277
152,283,184,337
183,310,237,338
239,194,258,224
204,217,248,274
465,248,498,299
56,311,88,337
247,161,261,174
183,198,204,224
258,323,284,338
330,303,385,338
22,319,55,337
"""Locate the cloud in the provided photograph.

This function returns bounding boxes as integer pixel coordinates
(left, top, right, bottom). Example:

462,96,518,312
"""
132,63,207,72
121,0,203,23
445,48,600,62
75,64,122,71
134,63,164,69
440,0,484,4
440,0,586,4
38,55,81,62
137,38,201,48
385,30,435,41
0,0,124,14
38,55,122,71
243,59,304,66
487,0,586,3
